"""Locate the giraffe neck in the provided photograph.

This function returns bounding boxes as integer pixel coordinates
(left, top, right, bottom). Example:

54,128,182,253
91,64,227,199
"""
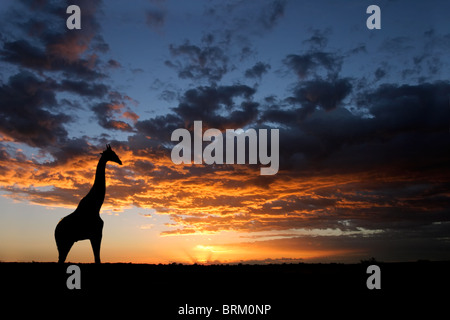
83,156,107,212
93,156,107,191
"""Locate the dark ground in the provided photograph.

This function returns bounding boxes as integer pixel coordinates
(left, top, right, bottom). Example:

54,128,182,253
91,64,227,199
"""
1,261,448,318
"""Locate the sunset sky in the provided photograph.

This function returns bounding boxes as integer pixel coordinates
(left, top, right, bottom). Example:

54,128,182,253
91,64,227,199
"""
1,0,450,264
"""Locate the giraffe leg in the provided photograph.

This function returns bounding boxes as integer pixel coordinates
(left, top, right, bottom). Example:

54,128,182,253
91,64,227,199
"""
57,240,74,264
90,236,102,264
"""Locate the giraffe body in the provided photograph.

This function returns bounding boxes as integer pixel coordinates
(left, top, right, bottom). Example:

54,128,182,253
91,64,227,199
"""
55,145,122,263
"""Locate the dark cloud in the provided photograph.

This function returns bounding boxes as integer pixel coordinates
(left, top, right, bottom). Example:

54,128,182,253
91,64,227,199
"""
125,84,260,172
374,67,386,81
263,77,353,124
283,51,342,80
240,46,255,61
166,40,229,82
0,0,107,80
258,0,286,30
132,84,258,149
345,44,367,58
163,1,287,84
107,59,122,69
173,85,257,129
146,9,166,33
48,136,96,166
268,81,450,177
159,90,178,103
376,31,450,83
302,29,330,50
0,39,104,80
269,34,447,175
244,62,271,79
59,80,109,98
0,39,99,80
361,82,450,137
133,159,156,173
135,113,183,142
0,71,70,147
287,78,353,118
92,103,134,132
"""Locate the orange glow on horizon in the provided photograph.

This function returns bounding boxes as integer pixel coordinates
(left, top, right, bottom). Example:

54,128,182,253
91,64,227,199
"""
0,143,440,264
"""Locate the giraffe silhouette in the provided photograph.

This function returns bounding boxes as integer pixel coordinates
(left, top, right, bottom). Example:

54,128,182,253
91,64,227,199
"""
55,144,122,263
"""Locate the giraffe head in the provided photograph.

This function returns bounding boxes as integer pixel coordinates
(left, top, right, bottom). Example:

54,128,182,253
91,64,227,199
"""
102,144,122,165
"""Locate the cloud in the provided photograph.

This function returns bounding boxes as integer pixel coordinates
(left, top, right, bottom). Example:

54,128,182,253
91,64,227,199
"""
374,67,386,81
133,159,156,173
166,39,229,82
172,84,257,129
377,31,450,83
59,80,109,98
130,84,259,157
244,62,271,79
283,51,342,80
286,78,353,118
0,71,70,147
135,113,183,142
146,9,166,33
122,111,140,123
48,137,96,166
107,59,122,69
92,103,134,132
162,1,287,84
0,40,98,80
0,0,137,150
0,0,107,80
258,0,286,30
273,81,450,175
159,90,178,103
302,29,330,50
